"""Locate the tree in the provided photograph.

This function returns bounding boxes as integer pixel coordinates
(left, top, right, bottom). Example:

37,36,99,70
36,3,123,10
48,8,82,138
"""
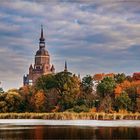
35,74,57,92
19,85,34,112
33,90,47,112
97,77,116,98
0,93,7,112
45,88,59,112
35,71,80,112
4,90,23,112
98,95,113,113
56,72,80,111
55,71,74,94
81,75,93,94
125,86,137,112
115,91,131,111
114,73,126,84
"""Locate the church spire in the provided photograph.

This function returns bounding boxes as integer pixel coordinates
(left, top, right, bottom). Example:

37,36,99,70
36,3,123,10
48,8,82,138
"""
39,25,45,49
64,61,68,72
41,25,44,40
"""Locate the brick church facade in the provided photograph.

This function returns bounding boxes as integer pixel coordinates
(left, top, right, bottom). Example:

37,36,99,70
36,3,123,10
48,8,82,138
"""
23,26,55,85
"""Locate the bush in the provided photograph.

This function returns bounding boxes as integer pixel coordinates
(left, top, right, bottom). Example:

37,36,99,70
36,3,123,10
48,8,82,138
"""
73,105,89,113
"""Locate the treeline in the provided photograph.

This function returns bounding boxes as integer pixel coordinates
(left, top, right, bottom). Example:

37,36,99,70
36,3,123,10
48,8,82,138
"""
0,71,140,113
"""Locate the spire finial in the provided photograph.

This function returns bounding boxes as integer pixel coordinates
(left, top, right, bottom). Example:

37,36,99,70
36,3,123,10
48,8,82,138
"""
64,61,68,72
41,24,44,39
39,25,45,49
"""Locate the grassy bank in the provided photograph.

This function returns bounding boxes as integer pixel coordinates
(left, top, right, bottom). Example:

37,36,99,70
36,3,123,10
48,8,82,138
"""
0,112,140,120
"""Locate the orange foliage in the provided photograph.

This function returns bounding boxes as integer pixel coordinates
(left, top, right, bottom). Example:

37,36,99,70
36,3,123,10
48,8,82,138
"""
105,73,115,78
89,107,97,112
114,80,140,96
93,73,105,81
120,80,131,89
137,87,140,95
93,73,115,81
34,91,46,112
51,105,60,112
114,86,122,96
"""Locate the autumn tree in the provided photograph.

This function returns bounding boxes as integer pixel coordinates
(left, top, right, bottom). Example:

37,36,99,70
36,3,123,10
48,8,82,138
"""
35,72,81,111
0,93,7,112
19,85,35,112
45,88,59,112
33,90,47,112
4,90,23,112
98,95,113,113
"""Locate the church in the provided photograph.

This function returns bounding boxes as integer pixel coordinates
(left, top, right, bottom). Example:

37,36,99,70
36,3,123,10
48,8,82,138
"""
23,26,55,85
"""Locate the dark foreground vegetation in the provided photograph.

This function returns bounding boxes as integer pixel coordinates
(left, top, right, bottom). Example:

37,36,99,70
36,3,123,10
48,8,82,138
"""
1,71,140,117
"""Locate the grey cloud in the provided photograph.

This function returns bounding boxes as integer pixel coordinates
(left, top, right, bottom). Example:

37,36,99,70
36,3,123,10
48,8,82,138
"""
0,0,140,90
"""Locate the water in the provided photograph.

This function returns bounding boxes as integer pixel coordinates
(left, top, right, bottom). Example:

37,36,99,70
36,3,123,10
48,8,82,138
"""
0,120,140,139
0,125,140,139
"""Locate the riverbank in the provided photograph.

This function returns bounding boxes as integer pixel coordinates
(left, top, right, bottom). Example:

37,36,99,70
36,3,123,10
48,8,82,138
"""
0,112,140,120
0,119,140,127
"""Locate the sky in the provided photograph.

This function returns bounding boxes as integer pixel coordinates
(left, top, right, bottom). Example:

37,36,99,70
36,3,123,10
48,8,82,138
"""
0,0,140,90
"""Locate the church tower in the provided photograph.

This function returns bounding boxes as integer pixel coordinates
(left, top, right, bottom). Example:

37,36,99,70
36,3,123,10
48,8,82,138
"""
23,26,55,85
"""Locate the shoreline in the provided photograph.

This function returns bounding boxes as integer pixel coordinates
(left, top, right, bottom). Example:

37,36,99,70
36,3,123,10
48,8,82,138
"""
0,112,140,120
0,119,140,127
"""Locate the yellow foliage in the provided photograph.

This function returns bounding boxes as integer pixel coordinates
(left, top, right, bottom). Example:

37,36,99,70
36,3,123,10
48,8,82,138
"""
34,91,46,112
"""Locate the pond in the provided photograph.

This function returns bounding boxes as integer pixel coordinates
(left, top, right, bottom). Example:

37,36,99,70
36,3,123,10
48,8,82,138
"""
0,120,140,139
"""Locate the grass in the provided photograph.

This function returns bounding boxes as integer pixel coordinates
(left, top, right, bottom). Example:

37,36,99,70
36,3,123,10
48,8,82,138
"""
0,112,140,120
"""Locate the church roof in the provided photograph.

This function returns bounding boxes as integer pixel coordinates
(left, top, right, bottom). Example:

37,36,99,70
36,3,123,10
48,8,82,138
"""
36,48,49,56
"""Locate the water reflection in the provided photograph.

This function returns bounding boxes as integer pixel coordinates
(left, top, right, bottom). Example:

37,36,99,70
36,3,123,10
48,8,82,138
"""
0,125,140,139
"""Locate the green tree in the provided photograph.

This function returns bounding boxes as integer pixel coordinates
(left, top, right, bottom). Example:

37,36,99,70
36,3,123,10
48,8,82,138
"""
35,74,57,92
115,91,131,111
55,72,74,94
81,75,93,94
114,73,126,84
125,86,137,112
97,77,116,98
56,72,80,111
78,75,95,109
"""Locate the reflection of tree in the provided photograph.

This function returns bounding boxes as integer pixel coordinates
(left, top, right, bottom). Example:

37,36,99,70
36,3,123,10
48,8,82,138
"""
34,126,44,140
0,126,140,139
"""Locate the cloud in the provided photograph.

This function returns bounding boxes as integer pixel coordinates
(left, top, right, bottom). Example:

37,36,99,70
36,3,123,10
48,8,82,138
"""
0,0,140,90
0,0,45,15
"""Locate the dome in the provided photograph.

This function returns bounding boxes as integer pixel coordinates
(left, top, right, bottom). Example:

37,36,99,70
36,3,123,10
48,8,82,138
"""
36,48,49,56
